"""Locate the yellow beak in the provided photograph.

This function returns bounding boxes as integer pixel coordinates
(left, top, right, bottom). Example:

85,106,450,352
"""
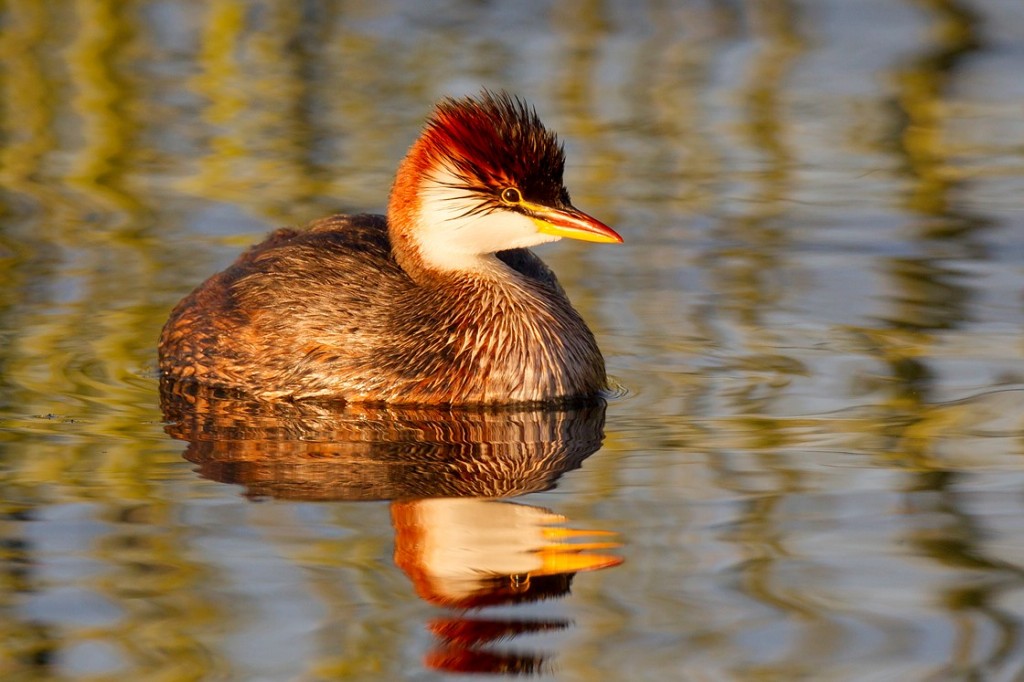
527,202,623,244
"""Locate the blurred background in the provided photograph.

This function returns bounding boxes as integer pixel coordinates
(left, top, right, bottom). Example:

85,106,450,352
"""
1,0,1023,679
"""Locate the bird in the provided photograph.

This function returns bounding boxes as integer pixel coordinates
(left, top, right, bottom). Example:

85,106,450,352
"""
158,91,622,405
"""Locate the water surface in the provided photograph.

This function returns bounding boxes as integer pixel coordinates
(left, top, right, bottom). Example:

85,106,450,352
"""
1,1,1024,679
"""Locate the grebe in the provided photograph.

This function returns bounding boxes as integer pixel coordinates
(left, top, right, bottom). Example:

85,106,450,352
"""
159,91,622,404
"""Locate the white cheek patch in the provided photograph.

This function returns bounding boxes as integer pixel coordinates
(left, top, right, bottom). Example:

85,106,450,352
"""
413,167,561,272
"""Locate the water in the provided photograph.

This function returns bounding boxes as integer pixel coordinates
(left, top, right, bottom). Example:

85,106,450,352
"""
1,0,1023,679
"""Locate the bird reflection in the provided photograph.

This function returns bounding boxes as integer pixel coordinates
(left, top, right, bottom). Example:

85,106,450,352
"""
160,379,622,675
393,498,622,674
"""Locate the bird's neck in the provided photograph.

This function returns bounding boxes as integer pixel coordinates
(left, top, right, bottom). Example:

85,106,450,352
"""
388,200,512,285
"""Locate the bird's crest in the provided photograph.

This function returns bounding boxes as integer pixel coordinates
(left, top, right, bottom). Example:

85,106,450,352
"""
420,91,568,206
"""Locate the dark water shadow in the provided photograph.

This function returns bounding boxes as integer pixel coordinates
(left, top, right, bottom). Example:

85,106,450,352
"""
160,379,622,675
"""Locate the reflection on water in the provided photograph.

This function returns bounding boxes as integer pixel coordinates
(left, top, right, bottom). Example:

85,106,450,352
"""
1,0,1024,679
160,380,608,501
162,381,621,674
394,499,620,675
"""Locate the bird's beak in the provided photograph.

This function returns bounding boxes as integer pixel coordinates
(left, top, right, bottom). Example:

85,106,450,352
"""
527,202,623,244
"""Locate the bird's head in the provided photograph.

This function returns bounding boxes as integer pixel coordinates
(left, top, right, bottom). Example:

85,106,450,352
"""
388,91,622,277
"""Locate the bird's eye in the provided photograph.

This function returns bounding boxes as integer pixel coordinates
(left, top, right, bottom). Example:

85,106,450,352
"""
500,187,523,204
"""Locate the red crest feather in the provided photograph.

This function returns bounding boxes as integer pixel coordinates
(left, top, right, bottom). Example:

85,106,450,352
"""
420,91,569,206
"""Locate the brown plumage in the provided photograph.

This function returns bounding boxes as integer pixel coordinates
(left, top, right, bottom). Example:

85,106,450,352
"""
159,92,622,404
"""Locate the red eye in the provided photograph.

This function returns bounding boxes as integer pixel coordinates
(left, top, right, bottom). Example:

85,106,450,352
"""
501,187,522,204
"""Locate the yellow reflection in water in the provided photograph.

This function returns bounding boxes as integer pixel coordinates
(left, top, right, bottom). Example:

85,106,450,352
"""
66,0,142,224
0,1,57,212
184,1,331,223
